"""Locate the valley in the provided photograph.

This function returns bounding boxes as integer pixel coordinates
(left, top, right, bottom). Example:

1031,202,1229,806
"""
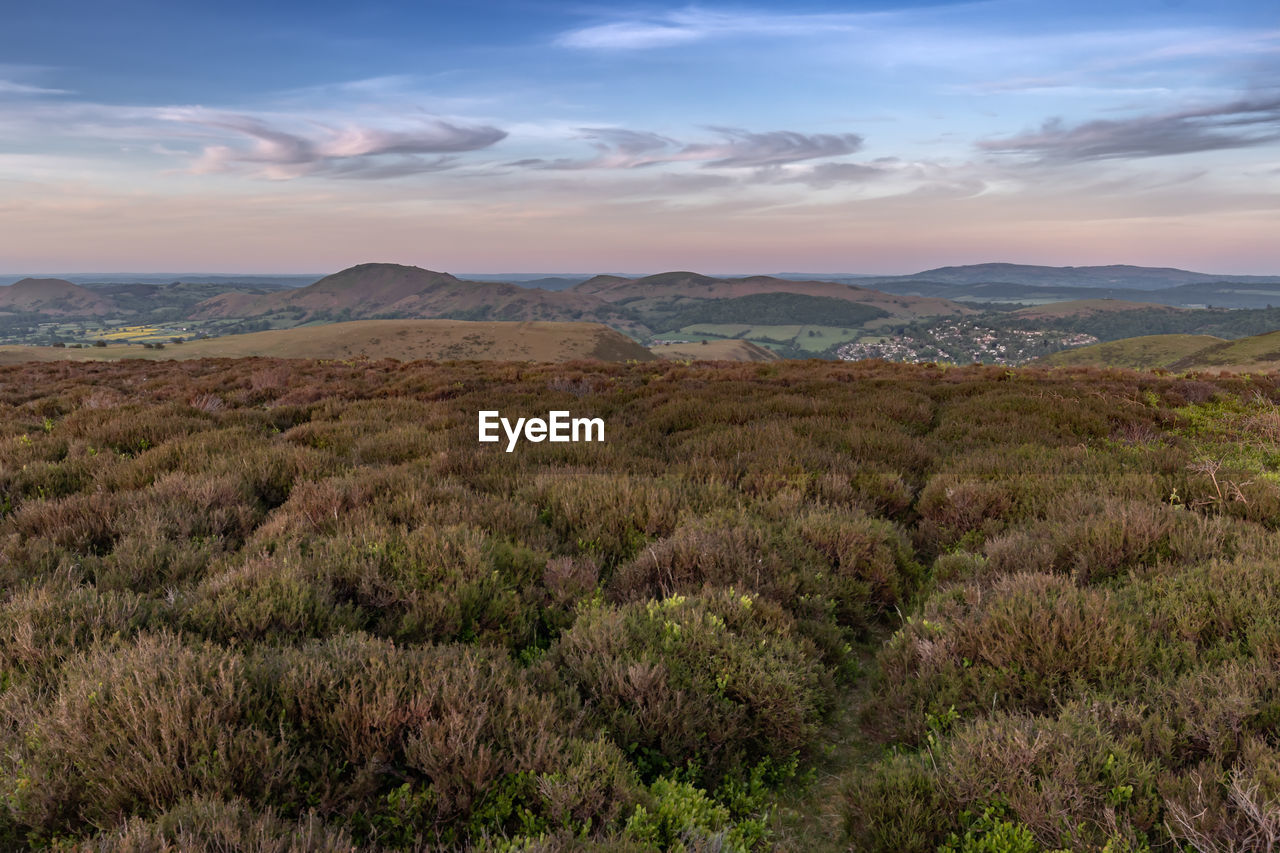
6,261,1280,367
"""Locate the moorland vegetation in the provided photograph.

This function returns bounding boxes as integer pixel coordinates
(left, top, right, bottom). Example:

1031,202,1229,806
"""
0,358,1279,850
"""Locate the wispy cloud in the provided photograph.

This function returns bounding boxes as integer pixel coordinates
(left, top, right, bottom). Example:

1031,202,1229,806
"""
160,110,507,179
0,79,71,96
515,126,863,170
555,8,866,50
980,96,1280,162
772,161,888,188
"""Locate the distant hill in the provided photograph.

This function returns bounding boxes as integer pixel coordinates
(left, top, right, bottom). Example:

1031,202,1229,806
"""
1012,299,1184,320
0,319,656,364
651,340,781,362
191,263,643,334
654,292,890,330
885,263,1280,290
0,274,316,288
572,272,970,321
0,278,120,317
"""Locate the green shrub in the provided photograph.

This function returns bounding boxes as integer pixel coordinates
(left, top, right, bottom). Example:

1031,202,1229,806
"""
553,590,828,785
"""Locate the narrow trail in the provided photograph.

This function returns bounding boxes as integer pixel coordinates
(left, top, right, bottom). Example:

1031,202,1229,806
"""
769,634,894,851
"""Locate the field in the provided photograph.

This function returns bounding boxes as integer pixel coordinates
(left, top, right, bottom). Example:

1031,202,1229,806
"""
674,324,859,354
3,358,1280,849
0,319,656,365
650,339,781,361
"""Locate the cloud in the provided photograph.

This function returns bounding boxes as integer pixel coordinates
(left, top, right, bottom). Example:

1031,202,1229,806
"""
0,79,71,96
165,111,507,179
516,126,862,170
980,97,1280,162
556,21,706,50
686,128,863,168
555,8,862,50
773,161,887,188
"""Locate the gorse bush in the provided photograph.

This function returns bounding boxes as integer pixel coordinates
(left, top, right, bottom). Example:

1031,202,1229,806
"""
1,358,1280,849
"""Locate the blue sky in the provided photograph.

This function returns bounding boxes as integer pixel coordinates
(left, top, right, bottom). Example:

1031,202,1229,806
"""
1,0,1277,273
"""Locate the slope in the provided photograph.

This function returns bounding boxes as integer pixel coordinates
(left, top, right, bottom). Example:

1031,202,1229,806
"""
190,263,644,335
572,272,970,321
1040,334,1227,369
651,339,781,362
0,319,657,364
1012,299,1183,320
0,278,120,317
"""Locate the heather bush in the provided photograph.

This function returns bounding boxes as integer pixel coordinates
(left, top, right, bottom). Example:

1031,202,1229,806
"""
0,634,299,842
553,590,828,785
75,796,356,852
1,359,1279,849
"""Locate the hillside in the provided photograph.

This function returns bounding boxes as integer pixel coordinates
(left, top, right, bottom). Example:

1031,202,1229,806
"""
653,292,890,330
572,272,971,321
886,262,1280,290
0,278,120,317
191,263,644,334
1011,298,1183,319
1043,327,1280,371
651,339,781,361
1167,329,1280,371
0,319,656,364
1041,334,1225,369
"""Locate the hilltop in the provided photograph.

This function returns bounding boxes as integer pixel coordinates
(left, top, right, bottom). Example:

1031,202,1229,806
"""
573,271,970,321
886,262,1280,290
0,278,120,317
191,263,643,335
1011,298,1183,320
0,319,656,364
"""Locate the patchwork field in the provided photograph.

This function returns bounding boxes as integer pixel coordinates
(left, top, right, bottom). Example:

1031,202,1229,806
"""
2,359,1280,850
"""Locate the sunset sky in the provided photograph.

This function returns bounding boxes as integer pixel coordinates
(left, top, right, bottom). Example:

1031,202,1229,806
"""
2,0,1278,274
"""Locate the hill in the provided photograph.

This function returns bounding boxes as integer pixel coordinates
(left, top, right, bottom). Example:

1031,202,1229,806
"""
1012,299,1184,319
653,292,890,330
1165,330,1280,371
888,262,1280,290
0,278,120,317
0,319,656,364
1041,334,1225,370
572,272,970,321
651,339,781,361
191,263,643,334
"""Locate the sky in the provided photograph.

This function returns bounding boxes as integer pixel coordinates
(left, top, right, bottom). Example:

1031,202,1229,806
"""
1,0,1278,274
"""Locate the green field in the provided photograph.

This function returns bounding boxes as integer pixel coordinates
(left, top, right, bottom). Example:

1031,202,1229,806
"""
678,323,860,352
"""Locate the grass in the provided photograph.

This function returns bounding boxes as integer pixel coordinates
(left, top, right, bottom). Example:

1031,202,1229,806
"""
0,319,656,364
1,357,1279,849
676,323,858,352
1041,333,1225,369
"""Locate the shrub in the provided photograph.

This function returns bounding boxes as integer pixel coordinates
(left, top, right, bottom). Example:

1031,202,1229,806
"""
552,590,828,785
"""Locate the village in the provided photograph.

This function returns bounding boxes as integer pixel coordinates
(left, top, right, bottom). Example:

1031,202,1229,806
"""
836,321,1100,365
